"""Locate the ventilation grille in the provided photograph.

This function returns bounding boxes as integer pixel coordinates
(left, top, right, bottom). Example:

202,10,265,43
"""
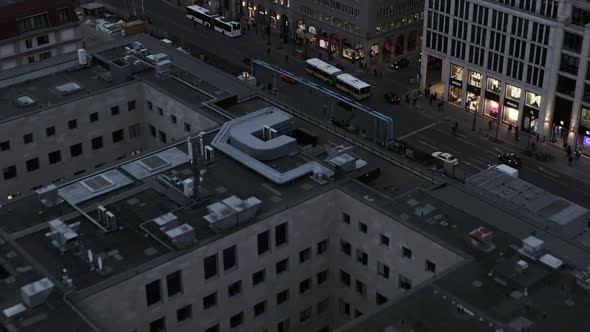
139,155,170,172
80,174,114,192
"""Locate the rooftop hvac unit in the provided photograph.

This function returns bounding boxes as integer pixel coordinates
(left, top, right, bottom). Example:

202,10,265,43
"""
155,60,172,75
165,224,195,248
97,205,107,225
105,211,117,231
153,212,179,232
516,260,529,273
269,128,278,139
46,219,80,252
132,41,144,50
77,49,88,66
20,278,54,308
521,236,544,259
182,178,195,197
205,146,215,162
262,125,271,140
36,184,60,207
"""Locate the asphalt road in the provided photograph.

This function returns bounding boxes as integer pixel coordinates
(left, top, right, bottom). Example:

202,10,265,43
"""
96,0,590,209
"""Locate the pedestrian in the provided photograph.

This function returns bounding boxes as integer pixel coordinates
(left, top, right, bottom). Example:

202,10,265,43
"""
536,133,540,142
508,123,512,132
373,69,377,78
488,120,492,131
425,86,430,98
322,104,327,116
531,141,536,151
405,94,410,104
266,47,271,56
433,92,437,100
285,55,288,64
575,149,581,160
566,145,572,157
193,20,197,29
568,155,573,166
412,97,417,108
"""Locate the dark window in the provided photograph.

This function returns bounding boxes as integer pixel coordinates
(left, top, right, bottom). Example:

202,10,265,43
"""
25,39,32,49
158,107,164,116
317,239,328,255
205,324,219,332
26,158,39,172
129,123,141,138
356,249,368,266
46,126,55,137
378,261,390,279
228,280,242,297
23,133,33,144
252,269,265,286
223,245,237,270
39,51,51,60
254,300,266,317
149,317,166,332
276,258,289,275
257,230,270,255
402,246,412,259
57,8,71,23
275,222,288,246
147,101,153,110
128,100,136,111
111,105,120,116
376,292,388,305
158,130,167,143
68,119,77,129
563,32,583,53
70,143,83,157
48,150,61,164
204,254,217,280
355,280,366,296
112,129,124,143
399,274,412,290
177,304,192,322
149,125,156,137
571,7,590,26
358,222,367,233
339,299,350,316
17,13,49,33
278,319,290,332
230,312,243,328
317,298,329,314
557,75,577,97
184,122,191,132
166,271,182,297
340,270,351,287
380,234,390,246
426,260,437,273
89,112,98,123
340,239,351,256
277,289,289,304
91,136,103,150
299,278,311,294
317,269,328,285
299,248,311,263
203,292,217,309
145,280,162,306
342,212,351,224
36,34,49,45
355,309,364,318
560,54,579,75
3,165,16,180
0,140,9,151
171,114,177,124
300,307,312,323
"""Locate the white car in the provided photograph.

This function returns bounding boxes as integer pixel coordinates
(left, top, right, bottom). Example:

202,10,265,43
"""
431,151,459,166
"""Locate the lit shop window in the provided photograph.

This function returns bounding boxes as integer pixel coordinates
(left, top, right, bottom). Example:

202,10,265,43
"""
505,84,522,100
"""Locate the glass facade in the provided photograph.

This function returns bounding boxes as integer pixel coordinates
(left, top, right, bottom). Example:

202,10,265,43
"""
466,91,480,111
502,105,519,126
525,91,542,108
468,70,482,88
505,84,521,101
486,77,501,94
484,99,500,118
450,64,464,81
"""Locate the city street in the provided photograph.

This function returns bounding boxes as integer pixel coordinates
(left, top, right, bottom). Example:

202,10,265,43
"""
96,0,590,208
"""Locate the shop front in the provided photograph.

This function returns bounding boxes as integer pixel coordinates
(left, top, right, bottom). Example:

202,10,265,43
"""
342,40,364,60
502,84,521,126
522,91,541,133
551,96,573,143
579,106,590,154
319,33,329,50
383,39,392,62
466,70,482,112
330,36,339,57
370,44,380,64
484,77,501,119
448,64,464,106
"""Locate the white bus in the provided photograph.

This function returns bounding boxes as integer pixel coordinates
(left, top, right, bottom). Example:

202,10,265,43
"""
304,58,343,85
213,16,241,37
186,5,218,28
335,73,371,100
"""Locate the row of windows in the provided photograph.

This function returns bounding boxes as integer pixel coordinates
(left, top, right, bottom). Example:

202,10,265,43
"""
427,11,449,34
314,0,360,17
428,0,451,14
377,0,421,17
425,31,448,54
453,0,469,20
497,0,557,19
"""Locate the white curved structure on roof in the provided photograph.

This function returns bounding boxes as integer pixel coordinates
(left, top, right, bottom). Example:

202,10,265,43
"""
211,107,334,185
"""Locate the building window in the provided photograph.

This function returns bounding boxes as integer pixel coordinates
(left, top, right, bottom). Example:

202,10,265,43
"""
299,248,311,263
317,269,328,285
275,222,288,246
112,129,124,143
254,300,266,317
68,119,77,129
317,239,328,255
228,280,242,297
203,292,217,309
468,70,482,87
342,212,351,224
358,222,367,234
560,53,580,75
149,125,156,138
184,122,191,132
204,254,217,280
48,150,61,164
426,260,437,273
91,136,103,150
222,245,237,271
111,105,120,116
205,324,219,332
166,271,182,297
158,130,167,143
399,274,412,290
36,35,49,46
252,269,265,286
380,234,389,246
26,158,39,172
562,32,582,53
170,114,177,124
356,249,368,266
299,278,311,294
377,261,390,279
340,239,351,256
3,165,16,180
70,143,83,157
17,13,49,33
147,101,153,110
277,318,290,332
158,107,164,116
355,280,366,296
276,258,289,275
0,140,9,151
39,51,51,60
317,298,329,314
57,7,70,23
129,123,141,138
557,75,577,97
149,317,166,332
145,280,162,306
355,309,364,318
89,112,98,123
340,270,351,287
25,39,33,49
277,289,289,305
376,292,388,305
486,77,501,94
46,126,55,137
177,304,192,322
402,246,412,259
339,299,350,316
28,55,35,63
300,307,312,323
23,133,33,144
505,84,522,100
229,312,243,328
257,230,270,255
128,100,136,111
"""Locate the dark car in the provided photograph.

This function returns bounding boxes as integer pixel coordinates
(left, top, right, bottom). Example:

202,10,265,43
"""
390,58,409,70
498,152,522,168
142,16,153,24
384,92,400,104
281,75,297,85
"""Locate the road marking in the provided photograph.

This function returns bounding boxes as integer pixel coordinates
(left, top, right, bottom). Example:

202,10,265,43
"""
537,166,560,178
418,140,439,151
398,122,439,140
457,137,480,148
462,160,484,170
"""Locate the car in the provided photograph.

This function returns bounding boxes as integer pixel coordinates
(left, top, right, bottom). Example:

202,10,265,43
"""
432,151,459,166
497,152,522,168
280,75,298,85
384,92,400,104
142,16,153,24
390,58,409,70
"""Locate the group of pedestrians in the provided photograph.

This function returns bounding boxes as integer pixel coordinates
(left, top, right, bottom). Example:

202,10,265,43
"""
565,143,582,166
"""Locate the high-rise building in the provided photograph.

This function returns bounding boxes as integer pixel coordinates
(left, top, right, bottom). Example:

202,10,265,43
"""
420,0,590,153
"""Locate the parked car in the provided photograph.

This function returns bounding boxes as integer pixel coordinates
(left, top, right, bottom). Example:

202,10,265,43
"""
142,15,153,24
390,58,409,70
281,75,297,85
384,92,401,104
432,151,459,166
497,152,522,168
